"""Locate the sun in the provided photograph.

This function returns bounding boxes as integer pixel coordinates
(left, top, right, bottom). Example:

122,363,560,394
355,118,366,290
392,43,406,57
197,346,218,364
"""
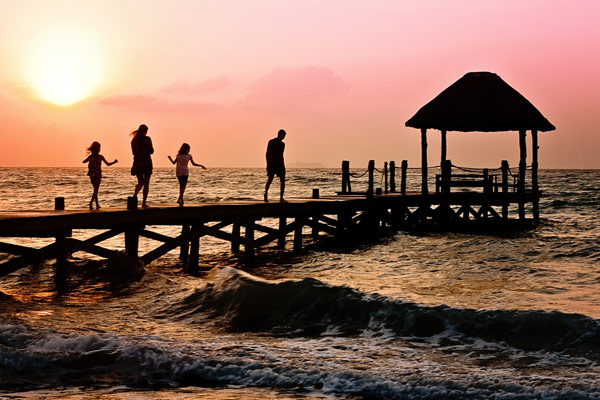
27,28,103,106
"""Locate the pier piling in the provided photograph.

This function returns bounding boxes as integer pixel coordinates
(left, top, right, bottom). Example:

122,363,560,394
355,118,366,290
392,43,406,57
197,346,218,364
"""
54,197,65,211
390,161,396,193
180,224,190,262
368,160,375,198
401,160,408,195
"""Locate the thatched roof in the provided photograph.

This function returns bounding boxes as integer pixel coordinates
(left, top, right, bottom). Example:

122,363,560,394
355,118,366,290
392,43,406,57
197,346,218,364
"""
405,72,555,132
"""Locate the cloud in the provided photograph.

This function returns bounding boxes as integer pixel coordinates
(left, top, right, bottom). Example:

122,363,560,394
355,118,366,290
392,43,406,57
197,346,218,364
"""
161,76,232,95
243,66,349,111
99,94,220,113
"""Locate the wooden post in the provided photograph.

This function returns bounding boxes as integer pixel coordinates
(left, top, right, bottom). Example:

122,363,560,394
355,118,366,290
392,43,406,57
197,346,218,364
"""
245,220,255,263
278,217,286,248
440,160,452,222
401,160,408,195
384,162,388,194
180,224,190,262
483,168,490,219
441,130,447,166
188,225,200,274
294,219,303,252
342,160,350,194
54,233,68,290
310,195,320,239
336,211,348,238
231,223,240,252
483,169,490,194
442,160,452,195
127,196,137,210
311,215,319,239
390,161,396,193
531,129,540,222
367,160,375,197
390,205,403,228
518,130,527,220
501,160,509,219
421,128,428,195
55,197,65,210
125,227,139,258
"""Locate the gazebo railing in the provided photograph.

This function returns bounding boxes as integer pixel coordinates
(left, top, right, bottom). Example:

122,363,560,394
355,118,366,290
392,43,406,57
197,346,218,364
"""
435,161,526,194
340,159,534,198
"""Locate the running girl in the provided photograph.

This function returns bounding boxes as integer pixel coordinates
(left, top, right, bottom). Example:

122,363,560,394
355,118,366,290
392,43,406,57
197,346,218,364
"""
82,141,118,210
167,143,206,206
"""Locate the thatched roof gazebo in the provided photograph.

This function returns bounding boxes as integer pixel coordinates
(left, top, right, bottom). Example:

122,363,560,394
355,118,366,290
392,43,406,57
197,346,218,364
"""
405,71,555,220
406,71,555,133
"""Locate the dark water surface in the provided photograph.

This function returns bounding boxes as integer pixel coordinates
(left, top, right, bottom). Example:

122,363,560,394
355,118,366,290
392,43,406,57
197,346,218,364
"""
0,168,599,399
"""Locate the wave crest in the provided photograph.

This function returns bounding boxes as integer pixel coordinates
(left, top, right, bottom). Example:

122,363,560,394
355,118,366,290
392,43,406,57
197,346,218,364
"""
166,268,600,354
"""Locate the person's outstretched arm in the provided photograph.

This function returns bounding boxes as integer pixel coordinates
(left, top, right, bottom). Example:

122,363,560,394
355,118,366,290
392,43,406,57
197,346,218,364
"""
102,156,118,166
168,155,177,165
190,156,206,169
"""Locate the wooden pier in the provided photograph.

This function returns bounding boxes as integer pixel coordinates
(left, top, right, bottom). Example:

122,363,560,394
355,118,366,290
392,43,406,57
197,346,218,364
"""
0,164,539,286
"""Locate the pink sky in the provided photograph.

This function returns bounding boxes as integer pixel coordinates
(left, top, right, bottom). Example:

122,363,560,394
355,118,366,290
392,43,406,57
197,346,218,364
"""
0,0,599,168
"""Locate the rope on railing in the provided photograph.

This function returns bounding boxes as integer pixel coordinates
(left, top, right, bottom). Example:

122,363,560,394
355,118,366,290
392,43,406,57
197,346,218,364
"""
507,165,533,177
405,164,441,170
349,170,369,178
450,163,502,172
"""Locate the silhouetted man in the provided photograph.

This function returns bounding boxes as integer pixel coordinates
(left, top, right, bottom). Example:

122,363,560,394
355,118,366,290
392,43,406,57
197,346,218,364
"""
264,129,286,203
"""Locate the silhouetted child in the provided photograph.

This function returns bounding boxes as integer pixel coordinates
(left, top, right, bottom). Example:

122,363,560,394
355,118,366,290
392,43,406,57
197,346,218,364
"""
83,141,118,210
168,143,206,206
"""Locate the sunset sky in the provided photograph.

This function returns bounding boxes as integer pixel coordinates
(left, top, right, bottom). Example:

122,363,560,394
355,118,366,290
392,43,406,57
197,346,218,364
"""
1,0,599,168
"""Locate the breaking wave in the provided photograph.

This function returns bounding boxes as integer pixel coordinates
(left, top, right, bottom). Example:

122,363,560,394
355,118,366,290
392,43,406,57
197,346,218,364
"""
165,268,600,354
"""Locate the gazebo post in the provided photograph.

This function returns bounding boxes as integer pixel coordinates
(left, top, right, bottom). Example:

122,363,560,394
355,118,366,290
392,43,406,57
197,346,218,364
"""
518,130,527,220
421,128,428,194
440,130,447,166
531,129,539,221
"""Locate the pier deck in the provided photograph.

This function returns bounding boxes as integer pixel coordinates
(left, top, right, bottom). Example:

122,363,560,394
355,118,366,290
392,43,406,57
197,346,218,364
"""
0,191,537,283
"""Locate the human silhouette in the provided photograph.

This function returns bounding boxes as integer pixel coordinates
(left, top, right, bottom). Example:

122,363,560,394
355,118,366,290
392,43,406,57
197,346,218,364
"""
130,124,153,208
264,129,287,203
82,141,118,210
168,143,206,207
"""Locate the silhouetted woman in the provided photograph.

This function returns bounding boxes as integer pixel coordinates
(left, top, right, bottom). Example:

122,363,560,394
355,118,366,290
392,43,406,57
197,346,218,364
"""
130,124,153,208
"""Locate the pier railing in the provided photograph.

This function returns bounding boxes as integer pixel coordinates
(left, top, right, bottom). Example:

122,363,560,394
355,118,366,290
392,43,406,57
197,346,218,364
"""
340,159,533,197
340,160,438,196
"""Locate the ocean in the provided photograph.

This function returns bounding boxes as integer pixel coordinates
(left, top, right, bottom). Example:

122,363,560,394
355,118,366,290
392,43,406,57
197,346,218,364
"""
0,167,599,399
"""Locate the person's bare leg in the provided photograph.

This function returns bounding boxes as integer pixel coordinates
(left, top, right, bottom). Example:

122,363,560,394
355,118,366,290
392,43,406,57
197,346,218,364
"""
142,175,151,208
89,178,95,209
178,181,187,206
279,176,286,202
264,175,274,202
93,179,101,209
134,175,144,197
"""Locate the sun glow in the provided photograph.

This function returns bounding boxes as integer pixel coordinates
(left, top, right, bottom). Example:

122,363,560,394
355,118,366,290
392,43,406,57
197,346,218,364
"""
27,28,103,106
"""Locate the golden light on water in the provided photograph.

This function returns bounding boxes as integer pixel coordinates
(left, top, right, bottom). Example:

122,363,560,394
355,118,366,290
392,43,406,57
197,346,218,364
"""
27,28,103,106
